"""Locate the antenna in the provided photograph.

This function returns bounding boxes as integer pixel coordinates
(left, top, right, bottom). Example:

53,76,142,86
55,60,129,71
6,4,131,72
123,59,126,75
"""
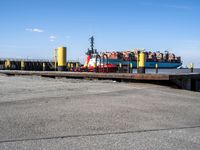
89,36,94,53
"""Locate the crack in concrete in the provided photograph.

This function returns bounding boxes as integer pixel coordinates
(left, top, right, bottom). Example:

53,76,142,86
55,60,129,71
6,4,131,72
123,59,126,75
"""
0,125,200,144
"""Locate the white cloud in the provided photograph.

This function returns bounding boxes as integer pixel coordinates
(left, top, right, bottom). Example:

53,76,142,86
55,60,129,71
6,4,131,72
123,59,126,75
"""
26,28,44,33
49,35,56,42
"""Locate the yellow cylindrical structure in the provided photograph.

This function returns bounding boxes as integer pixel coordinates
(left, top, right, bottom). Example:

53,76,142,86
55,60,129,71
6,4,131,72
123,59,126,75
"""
129,63,133,73
94,62,97,68
119,63,122,68
5,59,11,70
190,63,194,73
67,63,70,68
21,60,25,70
137,54,139,69
190,63,194,69
57,47,67,71
139,52,145,67
76,63,79,68
43,63,46,71
155,63,158,69
138,52,146,74
93,62,97,73
71,63,74,68
155,63,158,74
130,63,133,68
119,63,122,73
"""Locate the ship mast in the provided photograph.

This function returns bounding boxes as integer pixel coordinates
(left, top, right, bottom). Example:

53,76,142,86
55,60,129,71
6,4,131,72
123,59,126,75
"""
86,36,98,56
90,36,94,54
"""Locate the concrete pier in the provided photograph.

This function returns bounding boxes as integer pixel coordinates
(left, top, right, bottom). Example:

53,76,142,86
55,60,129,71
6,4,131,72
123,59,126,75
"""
0,70,200,91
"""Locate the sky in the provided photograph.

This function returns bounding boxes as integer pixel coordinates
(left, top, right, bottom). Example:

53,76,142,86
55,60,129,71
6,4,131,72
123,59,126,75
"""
0,0,200,67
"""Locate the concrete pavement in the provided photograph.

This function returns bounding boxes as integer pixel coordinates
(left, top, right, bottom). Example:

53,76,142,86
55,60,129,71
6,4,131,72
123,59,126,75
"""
0,75,200,149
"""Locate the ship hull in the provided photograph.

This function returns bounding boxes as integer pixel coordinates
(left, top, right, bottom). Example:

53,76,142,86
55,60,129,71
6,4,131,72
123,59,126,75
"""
106,59,182,69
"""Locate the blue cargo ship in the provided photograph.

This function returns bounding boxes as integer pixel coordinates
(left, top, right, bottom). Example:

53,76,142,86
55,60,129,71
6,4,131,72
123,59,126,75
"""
83,36,182,71
106,59,182,68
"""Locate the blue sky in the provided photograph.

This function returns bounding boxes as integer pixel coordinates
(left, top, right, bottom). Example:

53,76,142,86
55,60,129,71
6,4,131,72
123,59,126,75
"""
0,0,199,67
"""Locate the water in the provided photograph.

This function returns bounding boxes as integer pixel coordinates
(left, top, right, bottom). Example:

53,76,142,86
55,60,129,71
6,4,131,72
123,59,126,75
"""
132,68,200,74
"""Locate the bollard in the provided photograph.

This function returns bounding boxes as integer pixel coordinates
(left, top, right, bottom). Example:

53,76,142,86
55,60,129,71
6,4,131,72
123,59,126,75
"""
190,63,194,73
21,60,25,70
155,63,158,74
43,63,46,71
76,63,79,72
76,63,79,68
94,62,97,73
57,47,67,71
119,63,122,73
137,52,146,74
71,63,74,71
130,63,133,73
5,59,11,70
67,63,70,71
137,55,139,73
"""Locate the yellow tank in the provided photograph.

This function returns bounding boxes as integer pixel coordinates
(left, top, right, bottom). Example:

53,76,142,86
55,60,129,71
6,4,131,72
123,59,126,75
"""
57,47,67,71
138,52,146,73
139,52,145,67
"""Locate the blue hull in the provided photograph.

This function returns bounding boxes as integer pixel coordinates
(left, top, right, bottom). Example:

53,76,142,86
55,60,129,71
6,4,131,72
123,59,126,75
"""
106,59,182,68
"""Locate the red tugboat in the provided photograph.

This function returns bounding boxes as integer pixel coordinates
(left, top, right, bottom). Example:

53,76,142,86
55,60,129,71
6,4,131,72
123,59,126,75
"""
81,36,117,72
